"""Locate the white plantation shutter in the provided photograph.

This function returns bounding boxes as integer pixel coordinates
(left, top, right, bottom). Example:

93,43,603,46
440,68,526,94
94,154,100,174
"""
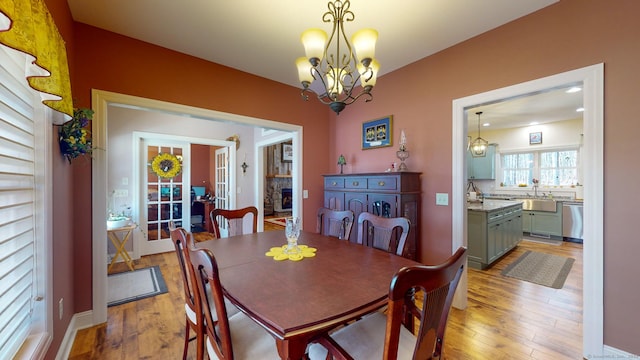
0,44,50,358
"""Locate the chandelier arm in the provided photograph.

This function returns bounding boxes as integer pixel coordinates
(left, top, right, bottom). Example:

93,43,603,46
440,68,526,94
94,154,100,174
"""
342,88,373,105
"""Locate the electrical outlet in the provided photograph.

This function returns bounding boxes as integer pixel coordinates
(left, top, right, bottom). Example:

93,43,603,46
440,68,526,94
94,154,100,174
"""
436,193,449,206
113,189,128,197
59,298,64,320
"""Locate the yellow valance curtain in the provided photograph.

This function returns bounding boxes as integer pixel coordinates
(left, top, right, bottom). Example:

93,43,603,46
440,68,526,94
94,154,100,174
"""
0,0,73,123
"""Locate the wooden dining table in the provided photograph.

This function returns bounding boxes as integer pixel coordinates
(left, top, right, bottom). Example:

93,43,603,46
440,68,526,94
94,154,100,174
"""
196,230,421,360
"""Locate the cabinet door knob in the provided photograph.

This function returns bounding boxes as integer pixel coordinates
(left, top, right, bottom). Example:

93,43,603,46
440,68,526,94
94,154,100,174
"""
353,181,359,186
378,181,385,186
331,181,337,186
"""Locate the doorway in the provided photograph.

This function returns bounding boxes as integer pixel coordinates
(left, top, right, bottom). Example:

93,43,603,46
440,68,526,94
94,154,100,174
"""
452,64,604,356
91,89,303,324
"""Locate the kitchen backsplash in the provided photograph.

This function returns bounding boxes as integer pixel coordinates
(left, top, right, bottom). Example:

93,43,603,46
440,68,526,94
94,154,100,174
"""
470,179,583,200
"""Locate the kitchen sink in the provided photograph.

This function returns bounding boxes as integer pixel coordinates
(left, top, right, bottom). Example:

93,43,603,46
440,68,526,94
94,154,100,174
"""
521,199,557,212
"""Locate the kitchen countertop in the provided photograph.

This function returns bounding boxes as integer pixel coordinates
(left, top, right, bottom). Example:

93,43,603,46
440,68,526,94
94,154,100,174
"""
467,199,523,212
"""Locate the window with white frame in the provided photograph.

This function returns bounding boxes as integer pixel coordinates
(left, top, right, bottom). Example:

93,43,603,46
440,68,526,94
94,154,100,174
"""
501,148,579,186
0,44,51,358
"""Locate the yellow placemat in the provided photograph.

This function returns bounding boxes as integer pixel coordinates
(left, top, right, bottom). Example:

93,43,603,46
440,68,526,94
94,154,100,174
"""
265,245,317,261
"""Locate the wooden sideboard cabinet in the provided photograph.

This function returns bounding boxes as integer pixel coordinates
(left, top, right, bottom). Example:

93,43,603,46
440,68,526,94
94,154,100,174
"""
323,172,422,260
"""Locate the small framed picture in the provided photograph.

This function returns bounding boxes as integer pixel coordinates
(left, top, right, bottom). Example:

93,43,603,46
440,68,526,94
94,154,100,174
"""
281,142,293,162
362,115,393,150
529,132,542,145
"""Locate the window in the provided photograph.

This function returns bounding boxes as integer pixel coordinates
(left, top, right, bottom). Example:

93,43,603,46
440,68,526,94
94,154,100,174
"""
0,44,51,358
501,148,579,186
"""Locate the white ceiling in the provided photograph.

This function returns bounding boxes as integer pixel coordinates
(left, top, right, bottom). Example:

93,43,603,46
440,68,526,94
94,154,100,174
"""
67,0,577,128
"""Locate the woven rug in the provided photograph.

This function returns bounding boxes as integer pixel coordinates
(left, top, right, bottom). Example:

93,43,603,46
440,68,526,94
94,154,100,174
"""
265,217,287,227
107,266,168,306
501,251,575,289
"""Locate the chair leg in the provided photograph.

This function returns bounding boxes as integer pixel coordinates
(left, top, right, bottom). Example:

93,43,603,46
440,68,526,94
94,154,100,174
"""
195,324,205,360
182,318,190,360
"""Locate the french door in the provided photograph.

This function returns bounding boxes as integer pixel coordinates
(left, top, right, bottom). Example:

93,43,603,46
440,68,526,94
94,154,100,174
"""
214,146,230,236
141,140,190,255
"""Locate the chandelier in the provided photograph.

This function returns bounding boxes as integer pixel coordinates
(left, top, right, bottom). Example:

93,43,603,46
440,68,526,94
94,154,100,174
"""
470,111,489,157
296,0,379,115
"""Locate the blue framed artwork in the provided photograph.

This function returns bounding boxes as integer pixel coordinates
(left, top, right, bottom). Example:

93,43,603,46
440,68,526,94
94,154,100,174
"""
362,115,393,150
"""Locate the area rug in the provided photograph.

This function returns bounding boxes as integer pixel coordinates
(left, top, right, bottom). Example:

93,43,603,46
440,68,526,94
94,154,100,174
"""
265,217,287,227
107,265,168,307
501,251,575,289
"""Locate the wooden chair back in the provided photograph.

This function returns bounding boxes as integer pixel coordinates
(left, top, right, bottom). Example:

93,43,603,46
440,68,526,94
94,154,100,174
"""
169,221,205,359
316,208,355,240
357,212,410,257
189,246,235,360
384,247,467,359
210,206,258,239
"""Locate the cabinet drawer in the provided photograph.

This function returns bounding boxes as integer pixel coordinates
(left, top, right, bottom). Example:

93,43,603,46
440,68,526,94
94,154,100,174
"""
324,178,345,190
345,178,367,189
368,177,397,191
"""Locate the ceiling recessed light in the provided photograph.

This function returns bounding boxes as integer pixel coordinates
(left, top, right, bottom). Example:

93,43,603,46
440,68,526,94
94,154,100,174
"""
482,123,490,127
529,121,539,125
566,87,582,93
576,107,584,112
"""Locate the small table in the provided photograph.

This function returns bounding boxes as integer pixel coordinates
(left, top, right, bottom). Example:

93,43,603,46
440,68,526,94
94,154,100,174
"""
107,225,136,272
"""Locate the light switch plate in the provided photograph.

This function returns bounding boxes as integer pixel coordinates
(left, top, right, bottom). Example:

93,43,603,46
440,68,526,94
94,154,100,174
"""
436,193,449,206
303,190,309,199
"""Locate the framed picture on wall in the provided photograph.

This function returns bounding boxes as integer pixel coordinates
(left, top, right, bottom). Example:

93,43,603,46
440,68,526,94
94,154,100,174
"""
281,142,293,162
529,132,542,145
362,115,393,150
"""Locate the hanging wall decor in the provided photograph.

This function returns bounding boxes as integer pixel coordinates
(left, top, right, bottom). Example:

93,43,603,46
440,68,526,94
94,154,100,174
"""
59,108,93,163
151,153,182,179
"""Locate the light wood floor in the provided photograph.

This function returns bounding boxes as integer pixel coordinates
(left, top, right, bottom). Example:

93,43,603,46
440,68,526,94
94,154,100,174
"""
70,237,582,359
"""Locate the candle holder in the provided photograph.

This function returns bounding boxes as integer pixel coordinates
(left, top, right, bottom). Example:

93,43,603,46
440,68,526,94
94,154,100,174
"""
396,145,409,171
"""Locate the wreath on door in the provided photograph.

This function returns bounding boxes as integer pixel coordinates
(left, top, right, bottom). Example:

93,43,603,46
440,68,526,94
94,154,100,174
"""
151,153,182,179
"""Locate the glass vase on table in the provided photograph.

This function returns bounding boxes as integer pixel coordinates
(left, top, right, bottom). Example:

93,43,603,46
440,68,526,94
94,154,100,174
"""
284,217,301,255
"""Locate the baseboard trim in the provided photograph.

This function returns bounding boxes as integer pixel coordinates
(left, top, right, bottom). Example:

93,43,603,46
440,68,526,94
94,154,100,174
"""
598,345,639,359
55,310,94,360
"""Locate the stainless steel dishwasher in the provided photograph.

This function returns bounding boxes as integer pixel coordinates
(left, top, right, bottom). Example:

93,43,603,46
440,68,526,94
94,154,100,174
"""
562,202,583,241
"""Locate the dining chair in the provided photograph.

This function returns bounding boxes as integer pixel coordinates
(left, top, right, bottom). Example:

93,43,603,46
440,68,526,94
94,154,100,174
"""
168,221,239,360
189,246,281,359
316,208,355,240
307,247,467,360
357,212,410,257
210,206,258,239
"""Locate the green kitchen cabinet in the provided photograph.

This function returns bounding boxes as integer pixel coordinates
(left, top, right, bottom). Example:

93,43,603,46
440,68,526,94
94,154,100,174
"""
468,202,522,269
522,202,563,239
467,144,496,180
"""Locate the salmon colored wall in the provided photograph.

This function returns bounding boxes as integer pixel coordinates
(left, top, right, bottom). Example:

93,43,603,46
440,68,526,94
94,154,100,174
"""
330,0,640,354
191,144,212,193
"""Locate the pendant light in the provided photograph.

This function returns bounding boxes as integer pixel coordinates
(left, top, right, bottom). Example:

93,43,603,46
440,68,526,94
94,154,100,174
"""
470,111,489,157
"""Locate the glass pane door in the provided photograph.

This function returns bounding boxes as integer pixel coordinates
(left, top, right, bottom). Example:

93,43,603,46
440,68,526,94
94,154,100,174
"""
144,143,188,254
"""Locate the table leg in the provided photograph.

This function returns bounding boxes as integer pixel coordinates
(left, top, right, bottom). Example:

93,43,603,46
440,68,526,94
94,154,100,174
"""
108,229,135,272
276,337,311,360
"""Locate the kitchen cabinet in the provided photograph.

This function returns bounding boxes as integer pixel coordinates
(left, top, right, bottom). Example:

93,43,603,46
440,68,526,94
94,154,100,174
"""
468,201,522,269
323,172,421,260
522,201,563,239
467,144,496,180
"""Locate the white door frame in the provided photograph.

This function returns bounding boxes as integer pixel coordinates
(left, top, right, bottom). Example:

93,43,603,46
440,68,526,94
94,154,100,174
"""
451,64,604,358
91,89,302,324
